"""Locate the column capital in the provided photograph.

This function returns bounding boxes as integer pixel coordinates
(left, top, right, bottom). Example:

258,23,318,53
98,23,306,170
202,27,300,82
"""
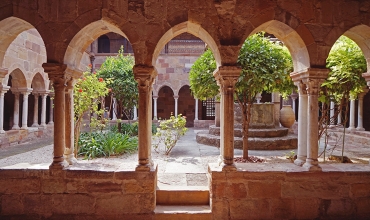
358,88,369,99
134,65,157,92
362,72,370,87
173,95,179,99
213,66,241,91
43,63,70,88
290,68,329,82
0,68,8,78
302,78,325,96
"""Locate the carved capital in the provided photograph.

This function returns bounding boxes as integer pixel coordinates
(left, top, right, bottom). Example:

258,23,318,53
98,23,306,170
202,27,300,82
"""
43,63,70,90
302,78,324,96
214,66,241,92
134,65,156,93
293,81,307,95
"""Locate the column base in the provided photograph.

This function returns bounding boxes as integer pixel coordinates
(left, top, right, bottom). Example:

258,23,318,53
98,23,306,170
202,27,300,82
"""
49,160,69,170
48,122,54,125
356,127,365,131
21,126,28,130
0,130,4,134
348,127,356,132
294,157,306,166
32,123,39,127
64,154,78,165
135,164,153,171
12,126,20,130
220,162,237,171
303,159,322,171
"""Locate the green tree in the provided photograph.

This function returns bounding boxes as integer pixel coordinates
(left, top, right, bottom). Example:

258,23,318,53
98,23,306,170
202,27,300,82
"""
97,46,137,132
189,33,294,159
74,70,110,155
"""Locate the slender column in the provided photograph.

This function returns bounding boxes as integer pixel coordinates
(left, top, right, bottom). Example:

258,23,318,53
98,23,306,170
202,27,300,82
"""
0,88,9,133
174,95,179,117
48,95,54,124
133,105,138,120
290,92,298,121
40,94,47,127
271,92,280,126
348,95,356,131
134,65,156,171
303,77,326,171
43,63,69,170
214,66,240,171
337,108,342,125
20,92,30,129
293,81,308,166
12,92,20,129
195,98,199,120
357,89,368,131
32,93,39,127
291,68,329,171
112,98,117,120
256,93,262,103
329,101,335,126
153,96,158,120
64,79,77,165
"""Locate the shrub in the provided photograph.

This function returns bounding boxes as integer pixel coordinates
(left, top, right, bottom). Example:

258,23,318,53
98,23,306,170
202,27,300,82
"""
152,114,187,155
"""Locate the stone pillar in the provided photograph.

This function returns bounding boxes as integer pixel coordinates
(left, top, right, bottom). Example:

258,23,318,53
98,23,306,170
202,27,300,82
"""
43,63,69,169
329,101,335,126
134,65,156,171
215,101,221,127
112,98,117,120
48,95,54,124
356,89,368,131
12,92,20,130
64,79,77,165
214,66,240,171
195,98,199,120
271,92,280,127
293,81,307,166
256,93,262,103
133,105,138,120
0,87,9,133
348,95,356,131
153,96,158,120
290,92,298,121
32,93,39,127
291,68,328,171
21,91,31,129
174,95,179,117
40,93,47,127
337,109,342,125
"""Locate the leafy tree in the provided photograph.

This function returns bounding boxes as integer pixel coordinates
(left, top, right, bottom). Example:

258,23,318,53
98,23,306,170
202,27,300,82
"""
74,70,110,155
97,46,137,132
189,33,294,159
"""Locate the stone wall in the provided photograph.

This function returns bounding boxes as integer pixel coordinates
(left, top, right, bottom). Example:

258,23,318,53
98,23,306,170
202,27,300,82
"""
0,164,157,219
209,163,370,219
0,125,53,147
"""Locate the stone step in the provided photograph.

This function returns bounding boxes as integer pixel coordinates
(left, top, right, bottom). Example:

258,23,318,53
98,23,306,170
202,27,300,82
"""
154,205,212,220
156,186,209,206
196,131,297,150
209,125,288,138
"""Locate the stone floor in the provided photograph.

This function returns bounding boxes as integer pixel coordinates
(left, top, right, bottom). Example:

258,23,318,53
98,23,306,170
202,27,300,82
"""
0,127,369,187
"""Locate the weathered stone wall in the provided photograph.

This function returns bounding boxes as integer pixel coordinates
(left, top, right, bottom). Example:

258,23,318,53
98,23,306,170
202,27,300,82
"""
0,165,157,219
0,125,53,147
209,163,370,219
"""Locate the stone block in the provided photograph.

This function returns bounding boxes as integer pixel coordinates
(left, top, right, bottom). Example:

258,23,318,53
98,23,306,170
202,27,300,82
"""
270,198,295,219
0,178,40,194
229,198,270,219
248,181,281,198
294,198,320,219
354,197,370,218
23,194,53,215
281,181,349,199
65,170,115,179
1,194,24,215
85,181,122,193
325,199,355,218
52,194,95,214
41,178,66,193
211,199,230,220
122,179,155,194
95,194,140,214
350,183,370,198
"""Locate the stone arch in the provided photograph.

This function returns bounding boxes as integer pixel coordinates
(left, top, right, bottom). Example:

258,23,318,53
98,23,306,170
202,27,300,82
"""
152,21,221,67
31,72,46,93
247,20,310,72
153,83,176,97
8,67,27,89
0,17,36,69
157,85,175,120
178,85,195,127
343,25,370,71
63,20,131,73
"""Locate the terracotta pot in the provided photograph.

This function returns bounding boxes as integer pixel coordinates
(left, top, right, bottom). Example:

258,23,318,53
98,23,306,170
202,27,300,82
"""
279,105,295,128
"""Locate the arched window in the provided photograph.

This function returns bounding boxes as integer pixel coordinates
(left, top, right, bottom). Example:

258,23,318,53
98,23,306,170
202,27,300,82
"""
98,35,110,53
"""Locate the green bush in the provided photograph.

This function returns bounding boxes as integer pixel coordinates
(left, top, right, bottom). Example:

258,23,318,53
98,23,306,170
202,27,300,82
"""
110,122,157,136
78,131,138,159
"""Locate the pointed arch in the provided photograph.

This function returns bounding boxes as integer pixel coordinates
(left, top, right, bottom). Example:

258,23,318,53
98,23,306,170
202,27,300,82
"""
343,25,370,71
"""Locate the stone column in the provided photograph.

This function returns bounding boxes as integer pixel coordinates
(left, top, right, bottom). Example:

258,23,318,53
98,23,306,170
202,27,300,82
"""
40,93,47,127
329,101,335,126
43,63,69,169
153,96,158,120
174,95,179,117
292,81,307,166
0,87,9,133
348,95,356,131
64,79,77,165
112,98,117,120
337,109,342,125
356,89,368,131
21,91,31,130
195,98,199,120
291,68,328,171
215,101,221,127
133,105,138,120
256,93,262,103
214,66,240,171
290,92,298,121
134,65,156,171
48,95,54,124
12,92,20,130
271,92,280,127
32,93,39,127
